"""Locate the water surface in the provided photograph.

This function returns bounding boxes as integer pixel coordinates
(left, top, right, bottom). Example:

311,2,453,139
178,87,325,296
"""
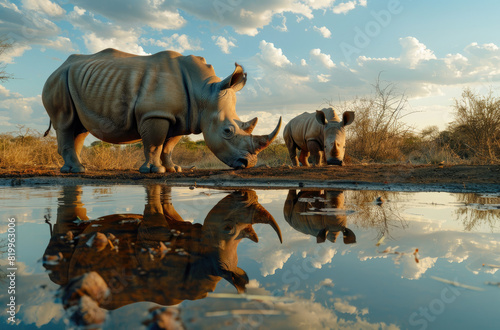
1,185,499,329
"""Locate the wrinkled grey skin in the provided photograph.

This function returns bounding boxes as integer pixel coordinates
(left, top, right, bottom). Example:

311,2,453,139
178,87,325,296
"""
284,107,354,166
42,48,281,173
283,189,356,244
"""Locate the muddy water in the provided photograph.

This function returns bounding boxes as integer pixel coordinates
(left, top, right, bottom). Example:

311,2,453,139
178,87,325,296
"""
0,185,499,329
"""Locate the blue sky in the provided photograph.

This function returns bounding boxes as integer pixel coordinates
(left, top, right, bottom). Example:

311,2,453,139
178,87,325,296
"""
1,0,500,137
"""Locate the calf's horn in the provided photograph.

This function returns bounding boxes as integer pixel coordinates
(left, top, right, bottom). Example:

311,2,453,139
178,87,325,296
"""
252,117,282,154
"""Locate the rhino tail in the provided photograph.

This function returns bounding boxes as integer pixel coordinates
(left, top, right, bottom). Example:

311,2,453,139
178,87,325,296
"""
43,121,52,137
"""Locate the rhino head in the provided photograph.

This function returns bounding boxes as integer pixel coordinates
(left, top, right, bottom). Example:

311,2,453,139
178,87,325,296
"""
202,190,282,292
316,110,355,166
201,64,282,169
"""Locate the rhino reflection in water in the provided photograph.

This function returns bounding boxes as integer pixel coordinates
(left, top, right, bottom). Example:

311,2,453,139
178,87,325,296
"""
42,49,282,173
42,185,281,327
284,190,356,244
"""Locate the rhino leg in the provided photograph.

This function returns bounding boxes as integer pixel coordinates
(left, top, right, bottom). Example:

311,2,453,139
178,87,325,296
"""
283,125,300,166
307,140,323,166
298,149,310,167
56,129,87,173
139,119,169,174
288,147,299,167
160,135,182,173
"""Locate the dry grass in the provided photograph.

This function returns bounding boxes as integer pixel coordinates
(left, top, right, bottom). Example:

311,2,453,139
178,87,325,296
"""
0,129,288,171
0,129,61,169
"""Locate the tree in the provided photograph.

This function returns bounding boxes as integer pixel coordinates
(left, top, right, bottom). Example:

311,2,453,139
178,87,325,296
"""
344,75,413,161
0,37,13,82
451,88,500,163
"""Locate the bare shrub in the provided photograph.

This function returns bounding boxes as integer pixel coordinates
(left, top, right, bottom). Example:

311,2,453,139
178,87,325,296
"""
403,126,462,164
343,76,413,162
0,36,13,82
450,88,500,164
257,137,291,167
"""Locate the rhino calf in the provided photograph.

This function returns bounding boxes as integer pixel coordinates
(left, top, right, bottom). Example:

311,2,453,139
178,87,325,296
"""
42,48,281,173
283,107,354,166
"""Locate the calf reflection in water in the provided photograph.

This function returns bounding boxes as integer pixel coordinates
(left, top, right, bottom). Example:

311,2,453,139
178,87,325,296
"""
284,190,356,244
42,185,282,328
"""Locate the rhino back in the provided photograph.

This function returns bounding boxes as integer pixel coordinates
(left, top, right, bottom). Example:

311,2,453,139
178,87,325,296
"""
44,49,217,143
288,108,338,150
287,112,324,150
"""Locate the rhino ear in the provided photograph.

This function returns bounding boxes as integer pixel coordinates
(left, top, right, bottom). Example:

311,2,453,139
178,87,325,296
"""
342,228,357,244
316,110,328,126
220,63,247,92
342,111,355,126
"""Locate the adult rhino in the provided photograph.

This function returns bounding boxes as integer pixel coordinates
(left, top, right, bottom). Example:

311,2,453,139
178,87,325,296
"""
283,107,354,166
42,48,282,173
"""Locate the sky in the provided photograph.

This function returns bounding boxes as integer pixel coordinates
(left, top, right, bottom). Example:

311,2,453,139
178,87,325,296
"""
1,0,500,138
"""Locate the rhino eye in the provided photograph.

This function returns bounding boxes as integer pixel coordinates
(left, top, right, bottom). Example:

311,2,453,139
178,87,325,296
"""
223,126,235,139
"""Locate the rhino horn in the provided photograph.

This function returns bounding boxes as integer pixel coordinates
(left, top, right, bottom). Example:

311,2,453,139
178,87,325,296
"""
252,204,283,244
239,117,258,134
237,225,259,243
252,117,282,154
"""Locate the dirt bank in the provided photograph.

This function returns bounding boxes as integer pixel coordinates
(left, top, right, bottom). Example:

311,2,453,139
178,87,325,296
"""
1,164,499,193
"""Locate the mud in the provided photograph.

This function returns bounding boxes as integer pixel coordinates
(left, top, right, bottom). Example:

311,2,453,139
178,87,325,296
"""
1,164,499,193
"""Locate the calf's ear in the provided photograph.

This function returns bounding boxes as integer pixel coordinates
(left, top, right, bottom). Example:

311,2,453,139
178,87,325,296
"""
316,110,328,125
219,63,247,92
342,111,355,126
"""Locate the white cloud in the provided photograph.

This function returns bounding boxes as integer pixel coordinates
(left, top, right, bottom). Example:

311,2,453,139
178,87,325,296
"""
304,0,336,10
310,48,336,68
334,300,358,314
175,0,315,36
399,37,437,69
0,0,70,60
69,7,146,54
21,0,65,17
84,32,147,55
0,85,46,131
39,36,76,52
258,40,291,67
333,1,357,14
143,34,203,54
70,0,186,30
313,25,332,38
0,43,32,64
275,14,288,32
317,73,331,82
212,36,236,54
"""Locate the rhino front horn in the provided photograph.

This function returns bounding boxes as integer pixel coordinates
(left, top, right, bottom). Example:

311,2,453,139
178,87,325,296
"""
252,117,282,154
252,204,283,244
